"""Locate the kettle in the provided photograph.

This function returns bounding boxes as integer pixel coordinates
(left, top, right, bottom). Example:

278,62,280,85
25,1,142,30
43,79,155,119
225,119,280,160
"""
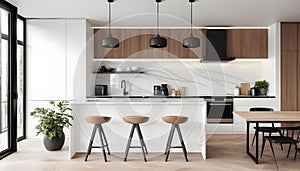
250,86,259,96
161,84,169,96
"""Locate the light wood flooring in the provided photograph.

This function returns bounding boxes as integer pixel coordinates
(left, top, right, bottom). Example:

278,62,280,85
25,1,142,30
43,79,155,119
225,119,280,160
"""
0,134,300,171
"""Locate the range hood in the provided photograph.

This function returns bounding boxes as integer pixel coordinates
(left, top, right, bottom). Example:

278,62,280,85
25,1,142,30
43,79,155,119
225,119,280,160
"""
201,29,236,62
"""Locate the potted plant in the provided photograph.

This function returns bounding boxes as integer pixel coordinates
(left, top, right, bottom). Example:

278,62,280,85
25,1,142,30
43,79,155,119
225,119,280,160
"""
30,100,73,151
255,80,269,95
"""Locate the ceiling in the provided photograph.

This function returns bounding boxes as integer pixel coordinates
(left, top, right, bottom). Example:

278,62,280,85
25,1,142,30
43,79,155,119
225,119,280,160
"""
8,0,300,27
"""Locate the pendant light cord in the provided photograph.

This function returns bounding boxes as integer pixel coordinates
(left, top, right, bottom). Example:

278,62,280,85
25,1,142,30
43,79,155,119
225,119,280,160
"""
109,2,112,36
157,2,159,35
190,1,193,36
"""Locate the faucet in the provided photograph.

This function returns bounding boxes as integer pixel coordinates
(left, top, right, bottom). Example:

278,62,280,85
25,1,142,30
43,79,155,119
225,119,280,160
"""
121,80,128,96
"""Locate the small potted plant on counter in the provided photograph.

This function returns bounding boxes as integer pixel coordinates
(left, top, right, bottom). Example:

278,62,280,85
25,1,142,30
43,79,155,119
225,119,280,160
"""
30,100,73,151
255,80,269,95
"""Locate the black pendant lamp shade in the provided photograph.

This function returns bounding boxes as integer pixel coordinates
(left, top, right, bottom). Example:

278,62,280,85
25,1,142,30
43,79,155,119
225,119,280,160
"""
183,34,200,48
150,0,167,48
102,34,119,48
150,34,167,48
183,0,200,48
102,0,119,48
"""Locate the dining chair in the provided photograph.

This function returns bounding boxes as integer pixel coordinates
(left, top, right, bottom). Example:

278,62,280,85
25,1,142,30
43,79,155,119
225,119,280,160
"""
261,126,300,169
295,147,300,160
250,107,282,147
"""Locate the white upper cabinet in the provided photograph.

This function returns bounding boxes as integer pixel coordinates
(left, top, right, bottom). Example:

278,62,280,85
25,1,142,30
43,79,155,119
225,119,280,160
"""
27,20,67,100
66,20,87,101
27,19,88,101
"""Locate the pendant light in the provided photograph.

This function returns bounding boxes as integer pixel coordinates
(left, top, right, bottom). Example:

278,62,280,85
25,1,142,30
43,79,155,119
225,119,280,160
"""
150,0,167,48
183,0,200,48
102,0,119,48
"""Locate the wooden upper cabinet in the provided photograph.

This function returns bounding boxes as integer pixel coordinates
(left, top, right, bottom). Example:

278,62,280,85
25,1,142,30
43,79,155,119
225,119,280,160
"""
298,51,300,110
281,23,298,51
94,29,205,59
227,29,268,58
281,51,298,111
298,24,300,51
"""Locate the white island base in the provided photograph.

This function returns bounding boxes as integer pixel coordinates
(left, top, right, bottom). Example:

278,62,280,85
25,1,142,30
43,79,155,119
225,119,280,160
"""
69,98,207,160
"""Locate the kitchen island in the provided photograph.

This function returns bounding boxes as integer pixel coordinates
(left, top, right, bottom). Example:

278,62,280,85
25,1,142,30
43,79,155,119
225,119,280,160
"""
69,97,207,160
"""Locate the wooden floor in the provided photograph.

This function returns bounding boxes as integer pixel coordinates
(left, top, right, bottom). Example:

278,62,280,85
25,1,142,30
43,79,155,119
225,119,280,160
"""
0,134,299,171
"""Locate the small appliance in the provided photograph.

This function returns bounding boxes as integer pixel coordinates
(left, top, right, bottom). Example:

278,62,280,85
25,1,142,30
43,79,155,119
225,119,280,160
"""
153,85,162,95
95,85,108,96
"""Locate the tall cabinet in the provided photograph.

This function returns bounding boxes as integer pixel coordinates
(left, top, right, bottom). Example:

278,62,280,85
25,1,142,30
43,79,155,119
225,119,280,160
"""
26,19,92,137
281,23,300,111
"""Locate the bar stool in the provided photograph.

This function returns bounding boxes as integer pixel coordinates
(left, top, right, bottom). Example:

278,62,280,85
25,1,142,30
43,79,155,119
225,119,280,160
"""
123,116,149,162
84,116,111,162
162,116,188,162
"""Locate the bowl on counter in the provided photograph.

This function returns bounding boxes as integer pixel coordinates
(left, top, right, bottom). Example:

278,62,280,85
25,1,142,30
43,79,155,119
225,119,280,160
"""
130,66,139,72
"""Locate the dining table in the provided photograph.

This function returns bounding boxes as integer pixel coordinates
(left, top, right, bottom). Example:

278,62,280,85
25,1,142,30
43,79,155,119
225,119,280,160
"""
233,111,300,164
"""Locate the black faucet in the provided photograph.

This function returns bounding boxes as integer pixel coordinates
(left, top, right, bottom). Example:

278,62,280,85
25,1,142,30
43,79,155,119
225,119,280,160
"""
121,80,128,96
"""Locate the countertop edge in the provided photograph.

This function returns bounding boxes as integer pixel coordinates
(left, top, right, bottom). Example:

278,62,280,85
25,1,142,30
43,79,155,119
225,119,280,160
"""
86,95,276,99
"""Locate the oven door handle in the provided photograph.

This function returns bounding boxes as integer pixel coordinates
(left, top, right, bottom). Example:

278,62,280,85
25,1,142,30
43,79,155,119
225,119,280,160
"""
208,104,232,106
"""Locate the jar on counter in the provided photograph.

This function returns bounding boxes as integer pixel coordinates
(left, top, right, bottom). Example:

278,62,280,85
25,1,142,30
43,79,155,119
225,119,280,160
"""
234,86,240,96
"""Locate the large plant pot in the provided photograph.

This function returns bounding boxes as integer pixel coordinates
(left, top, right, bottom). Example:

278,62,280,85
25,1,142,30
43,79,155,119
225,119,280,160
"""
43,132,65,151
259,88,268,95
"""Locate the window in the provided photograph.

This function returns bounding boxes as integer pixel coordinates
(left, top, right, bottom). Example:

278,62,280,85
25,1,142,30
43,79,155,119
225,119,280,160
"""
16,16,26,141
0,0,18,159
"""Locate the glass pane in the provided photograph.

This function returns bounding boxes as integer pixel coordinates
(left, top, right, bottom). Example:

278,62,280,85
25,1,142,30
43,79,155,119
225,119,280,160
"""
0,39,9,152
0,9,8,35
17,45,24,138
17,19,23,42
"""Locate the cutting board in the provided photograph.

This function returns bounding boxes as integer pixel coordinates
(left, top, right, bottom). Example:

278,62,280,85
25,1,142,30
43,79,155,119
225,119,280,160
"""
240,83,250,95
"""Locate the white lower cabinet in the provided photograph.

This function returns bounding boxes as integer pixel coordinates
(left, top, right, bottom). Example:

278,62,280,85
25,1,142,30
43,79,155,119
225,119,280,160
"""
232,98,279,134
207,98,279,134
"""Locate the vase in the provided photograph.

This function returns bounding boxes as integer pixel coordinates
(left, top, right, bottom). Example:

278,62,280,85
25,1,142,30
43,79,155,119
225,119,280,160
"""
43,131,65,151
259,88,267,95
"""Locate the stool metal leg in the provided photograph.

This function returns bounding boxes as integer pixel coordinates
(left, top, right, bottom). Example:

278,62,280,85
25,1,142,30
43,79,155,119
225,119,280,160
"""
136,124,148,155
136,124,147,162
98,125,107,162
165,124,176,162
100,124,111,155
164,125,175,155
84,124,97,161
124,124,136,162
176,124,188,162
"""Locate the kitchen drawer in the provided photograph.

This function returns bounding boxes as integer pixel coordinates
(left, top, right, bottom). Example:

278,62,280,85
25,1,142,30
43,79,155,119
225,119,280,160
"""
206,124,233,133
234,98,278,108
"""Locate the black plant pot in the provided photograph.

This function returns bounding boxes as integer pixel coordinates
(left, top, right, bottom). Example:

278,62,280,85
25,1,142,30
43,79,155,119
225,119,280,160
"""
43,132,65,151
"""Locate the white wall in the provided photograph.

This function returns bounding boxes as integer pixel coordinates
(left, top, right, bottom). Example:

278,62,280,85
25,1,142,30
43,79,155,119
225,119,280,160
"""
88,59,277,97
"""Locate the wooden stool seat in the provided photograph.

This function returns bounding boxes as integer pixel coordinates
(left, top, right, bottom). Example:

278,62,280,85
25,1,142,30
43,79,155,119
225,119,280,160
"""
162,116,188,125
123,116,149,124
85,116,111,125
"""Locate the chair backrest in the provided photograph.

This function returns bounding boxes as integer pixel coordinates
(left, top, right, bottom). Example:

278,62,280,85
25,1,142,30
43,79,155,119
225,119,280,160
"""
281,126,300,140
250,107,274,127
249,107,274,111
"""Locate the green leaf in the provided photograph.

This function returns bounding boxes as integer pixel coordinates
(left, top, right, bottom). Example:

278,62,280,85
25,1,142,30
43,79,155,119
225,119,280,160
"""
30,100,73,140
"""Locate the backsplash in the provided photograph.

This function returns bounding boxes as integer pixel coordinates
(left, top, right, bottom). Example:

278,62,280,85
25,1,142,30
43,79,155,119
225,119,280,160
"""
87,59,276,96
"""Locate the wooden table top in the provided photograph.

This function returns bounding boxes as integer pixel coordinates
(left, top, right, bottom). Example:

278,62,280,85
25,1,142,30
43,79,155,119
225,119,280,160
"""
233,111,300,122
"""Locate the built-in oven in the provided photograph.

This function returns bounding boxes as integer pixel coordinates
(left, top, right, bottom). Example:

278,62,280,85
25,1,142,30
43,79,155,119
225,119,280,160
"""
205,97,233,124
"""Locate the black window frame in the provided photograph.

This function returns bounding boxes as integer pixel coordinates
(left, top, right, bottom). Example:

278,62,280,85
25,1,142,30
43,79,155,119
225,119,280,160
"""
16,15,26,142
0,0,18,160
